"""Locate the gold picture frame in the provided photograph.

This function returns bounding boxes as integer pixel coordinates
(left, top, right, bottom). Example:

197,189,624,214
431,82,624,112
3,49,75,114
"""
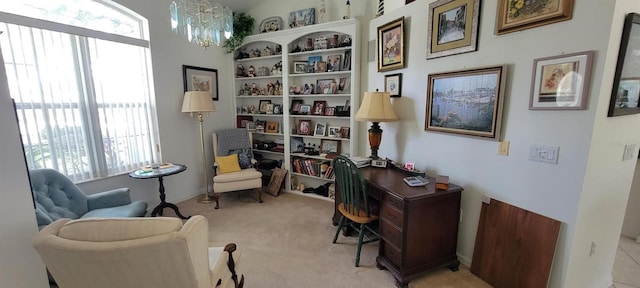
377,17,405,72
427,0,479,59
496,0,574,35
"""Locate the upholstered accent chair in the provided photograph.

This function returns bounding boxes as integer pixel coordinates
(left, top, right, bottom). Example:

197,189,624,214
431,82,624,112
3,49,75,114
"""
29,168,147,229
32,215,244,288
211,129,263,209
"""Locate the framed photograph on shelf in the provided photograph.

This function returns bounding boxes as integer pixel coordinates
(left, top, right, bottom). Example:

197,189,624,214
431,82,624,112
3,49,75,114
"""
236,115,253,128
426,65,507,140
343,50,352,71
182,65,219,101
324,107,335,116
609,13,640,117
530,51,594,110
426,0,479,59
320,139,340,154
298,120,312,135
314,122,327,136
339,126,350,139
338,77,350,92
316,61,327,73
316,79,337,94
259,100,271,113
246,121,256,131
328,126,341,137
299,104,311,115
290,99,304,114
293,61,308,73
265,121,279,133
307,56,322,73
327,54,342,71
266,103,274,114
496,0,574,35
312,100,327,115
385,73,402,97
377,17,405,72
273,104,282,114
289,8,315,28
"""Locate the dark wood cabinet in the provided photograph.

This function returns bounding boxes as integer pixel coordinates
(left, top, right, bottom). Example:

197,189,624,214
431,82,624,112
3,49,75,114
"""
333,167,463,288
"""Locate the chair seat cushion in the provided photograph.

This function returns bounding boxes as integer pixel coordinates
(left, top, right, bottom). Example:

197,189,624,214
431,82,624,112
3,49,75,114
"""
81,200,148,219
214,168,262,183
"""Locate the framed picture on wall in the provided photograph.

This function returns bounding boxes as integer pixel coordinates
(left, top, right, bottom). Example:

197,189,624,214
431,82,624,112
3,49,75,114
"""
530,51,594,110
426,0,480,59
426,65,507,140
377,17,405,72
608,13,640,117
385,73,402,97
182,65,219,101
495,0,574,35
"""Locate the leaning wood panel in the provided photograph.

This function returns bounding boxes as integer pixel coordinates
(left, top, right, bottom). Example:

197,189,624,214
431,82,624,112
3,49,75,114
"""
471,198,560,288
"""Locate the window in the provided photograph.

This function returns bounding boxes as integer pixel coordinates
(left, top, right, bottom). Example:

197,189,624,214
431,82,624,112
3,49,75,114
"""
0,0,158,182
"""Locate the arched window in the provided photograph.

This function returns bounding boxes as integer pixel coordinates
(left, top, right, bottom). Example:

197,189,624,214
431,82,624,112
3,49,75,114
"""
0,0,159,182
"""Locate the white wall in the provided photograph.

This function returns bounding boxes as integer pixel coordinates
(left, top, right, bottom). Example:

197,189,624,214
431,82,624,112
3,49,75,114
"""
0,42,49,287
368,0,637,287
622,162,640,238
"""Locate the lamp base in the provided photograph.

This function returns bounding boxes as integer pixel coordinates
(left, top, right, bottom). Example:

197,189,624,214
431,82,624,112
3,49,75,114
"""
197,193,214,204
368,122,382,159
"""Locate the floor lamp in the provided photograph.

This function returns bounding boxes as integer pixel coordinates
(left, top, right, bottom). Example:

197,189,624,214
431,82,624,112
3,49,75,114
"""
182,91,216,203
355,91,398,159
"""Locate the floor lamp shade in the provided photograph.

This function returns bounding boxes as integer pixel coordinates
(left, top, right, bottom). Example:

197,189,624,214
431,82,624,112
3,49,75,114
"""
355,91,398,159
182,91,215,203
181,91,216,113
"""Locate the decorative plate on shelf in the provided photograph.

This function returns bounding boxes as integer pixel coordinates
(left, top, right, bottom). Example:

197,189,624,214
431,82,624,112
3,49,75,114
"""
259,16,283,33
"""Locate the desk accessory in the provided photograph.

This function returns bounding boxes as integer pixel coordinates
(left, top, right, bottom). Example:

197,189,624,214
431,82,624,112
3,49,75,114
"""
403,176,429,187
436,175,449,190
371,158,387,168
182,91,216,203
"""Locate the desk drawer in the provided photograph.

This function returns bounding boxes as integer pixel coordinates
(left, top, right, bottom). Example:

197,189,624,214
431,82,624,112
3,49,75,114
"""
382,241,402,268
382,193,404,210
380,219,403,249
380,202,403,229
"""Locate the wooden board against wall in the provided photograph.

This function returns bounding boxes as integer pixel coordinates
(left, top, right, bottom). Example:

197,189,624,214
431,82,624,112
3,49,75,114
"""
471,198,561,288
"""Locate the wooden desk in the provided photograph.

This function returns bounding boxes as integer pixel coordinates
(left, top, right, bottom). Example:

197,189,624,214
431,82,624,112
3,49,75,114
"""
333,167,463,288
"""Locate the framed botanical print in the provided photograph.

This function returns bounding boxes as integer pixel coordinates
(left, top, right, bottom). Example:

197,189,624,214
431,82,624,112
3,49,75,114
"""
427,0,479,59
496,0,574,35
377,17,405,72
385,73,402,97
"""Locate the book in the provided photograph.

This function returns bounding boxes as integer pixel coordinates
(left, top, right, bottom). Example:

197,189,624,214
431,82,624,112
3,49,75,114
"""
349,156,371,168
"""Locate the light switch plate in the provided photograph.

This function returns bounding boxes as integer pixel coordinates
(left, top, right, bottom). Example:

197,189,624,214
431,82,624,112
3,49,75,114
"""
623,144,636,161
498,140,510,156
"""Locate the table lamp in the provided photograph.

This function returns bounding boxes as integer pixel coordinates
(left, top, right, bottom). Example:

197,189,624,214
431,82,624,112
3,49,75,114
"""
182,91,216,203
355,90,398,159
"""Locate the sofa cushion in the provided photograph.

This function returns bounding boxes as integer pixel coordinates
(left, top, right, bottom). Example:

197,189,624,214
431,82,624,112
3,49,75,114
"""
58,217,183,242
216,154,241,174
82,201,148,219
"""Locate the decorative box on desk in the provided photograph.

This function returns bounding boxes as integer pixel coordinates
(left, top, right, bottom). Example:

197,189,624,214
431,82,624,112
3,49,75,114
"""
332,167,463,288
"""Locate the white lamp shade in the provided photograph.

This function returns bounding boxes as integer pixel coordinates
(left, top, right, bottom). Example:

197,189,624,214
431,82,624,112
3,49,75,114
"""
181,91,216,113
355,91,398,122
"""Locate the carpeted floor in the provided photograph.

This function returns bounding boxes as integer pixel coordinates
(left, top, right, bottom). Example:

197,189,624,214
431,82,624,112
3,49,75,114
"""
167,190,491,288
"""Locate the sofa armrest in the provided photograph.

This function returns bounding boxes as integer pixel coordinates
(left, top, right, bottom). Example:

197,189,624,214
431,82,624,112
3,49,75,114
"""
87,188,132,210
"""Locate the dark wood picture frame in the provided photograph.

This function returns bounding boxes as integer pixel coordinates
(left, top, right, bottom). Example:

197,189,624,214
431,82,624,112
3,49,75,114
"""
427,0,480,59
608,13,640,117
312,100,327,115
426,65,507,140
377,17,405,72
298,119,312,135
495,0,574,35
182,65,219,101
385,73,402,97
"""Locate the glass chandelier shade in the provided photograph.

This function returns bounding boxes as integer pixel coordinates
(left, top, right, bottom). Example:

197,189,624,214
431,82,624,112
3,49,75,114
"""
170,0,233,49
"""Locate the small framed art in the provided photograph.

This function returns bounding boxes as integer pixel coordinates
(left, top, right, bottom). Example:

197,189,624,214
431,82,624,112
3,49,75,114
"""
378,17,405,72
530,51,594,110
324,107,335,116
338,77,350,92
320,139,340,154
426,65,507,140
265,121,279,133
259,100,271,113
316,79,337,94
299,104,311,115
608,13,640,117
314,122,327,136
328,126,341,137
293,61,307,73
385,73,402,97
327,54,342,72
182,65,219,101
290,99,303,114
427,0,479,59
289,8,315,28
496,0,574,35
339,126,350,139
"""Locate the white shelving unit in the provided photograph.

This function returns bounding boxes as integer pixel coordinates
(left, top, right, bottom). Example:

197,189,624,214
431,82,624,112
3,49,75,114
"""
232,19,360,201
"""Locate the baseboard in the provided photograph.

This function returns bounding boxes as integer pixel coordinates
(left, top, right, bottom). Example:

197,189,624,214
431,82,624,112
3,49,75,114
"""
457,253,472,268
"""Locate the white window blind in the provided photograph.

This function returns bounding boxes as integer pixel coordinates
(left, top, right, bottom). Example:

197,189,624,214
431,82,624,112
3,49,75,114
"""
1,3,158,182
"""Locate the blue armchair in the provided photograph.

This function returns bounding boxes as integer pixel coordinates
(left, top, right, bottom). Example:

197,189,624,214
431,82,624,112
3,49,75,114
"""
29,169,148,229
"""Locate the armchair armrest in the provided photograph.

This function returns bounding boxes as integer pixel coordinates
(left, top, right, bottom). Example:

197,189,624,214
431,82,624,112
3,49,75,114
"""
87,188,132,210
224,243,244,288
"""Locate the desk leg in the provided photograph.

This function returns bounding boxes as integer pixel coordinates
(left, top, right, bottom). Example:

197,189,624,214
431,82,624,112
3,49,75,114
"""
151,176,191,220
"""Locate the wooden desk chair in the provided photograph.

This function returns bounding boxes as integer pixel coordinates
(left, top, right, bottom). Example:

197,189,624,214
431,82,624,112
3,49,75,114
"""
332,155,379,267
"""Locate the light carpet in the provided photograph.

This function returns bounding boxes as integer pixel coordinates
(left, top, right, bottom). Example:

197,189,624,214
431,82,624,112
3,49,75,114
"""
168,191,491,288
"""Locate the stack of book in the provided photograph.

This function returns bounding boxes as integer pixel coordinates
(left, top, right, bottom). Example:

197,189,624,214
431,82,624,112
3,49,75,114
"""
291,158,333,179
349,156,371,168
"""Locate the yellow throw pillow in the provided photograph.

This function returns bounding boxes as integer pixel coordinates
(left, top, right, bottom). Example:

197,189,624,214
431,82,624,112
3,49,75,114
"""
216,154,241,174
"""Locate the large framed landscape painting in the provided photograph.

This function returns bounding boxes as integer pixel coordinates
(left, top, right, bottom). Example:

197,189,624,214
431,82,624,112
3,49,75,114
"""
495,0,574,35
608,13,640,117
426,65,507,140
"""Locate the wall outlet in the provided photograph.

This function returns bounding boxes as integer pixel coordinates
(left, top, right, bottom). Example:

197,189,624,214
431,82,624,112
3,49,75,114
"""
622,144,636,161
498,140,510,156
529,145,559,164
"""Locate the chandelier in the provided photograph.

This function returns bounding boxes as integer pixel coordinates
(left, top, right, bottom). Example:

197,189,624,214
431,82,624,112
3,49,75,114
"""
170,0,233,49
